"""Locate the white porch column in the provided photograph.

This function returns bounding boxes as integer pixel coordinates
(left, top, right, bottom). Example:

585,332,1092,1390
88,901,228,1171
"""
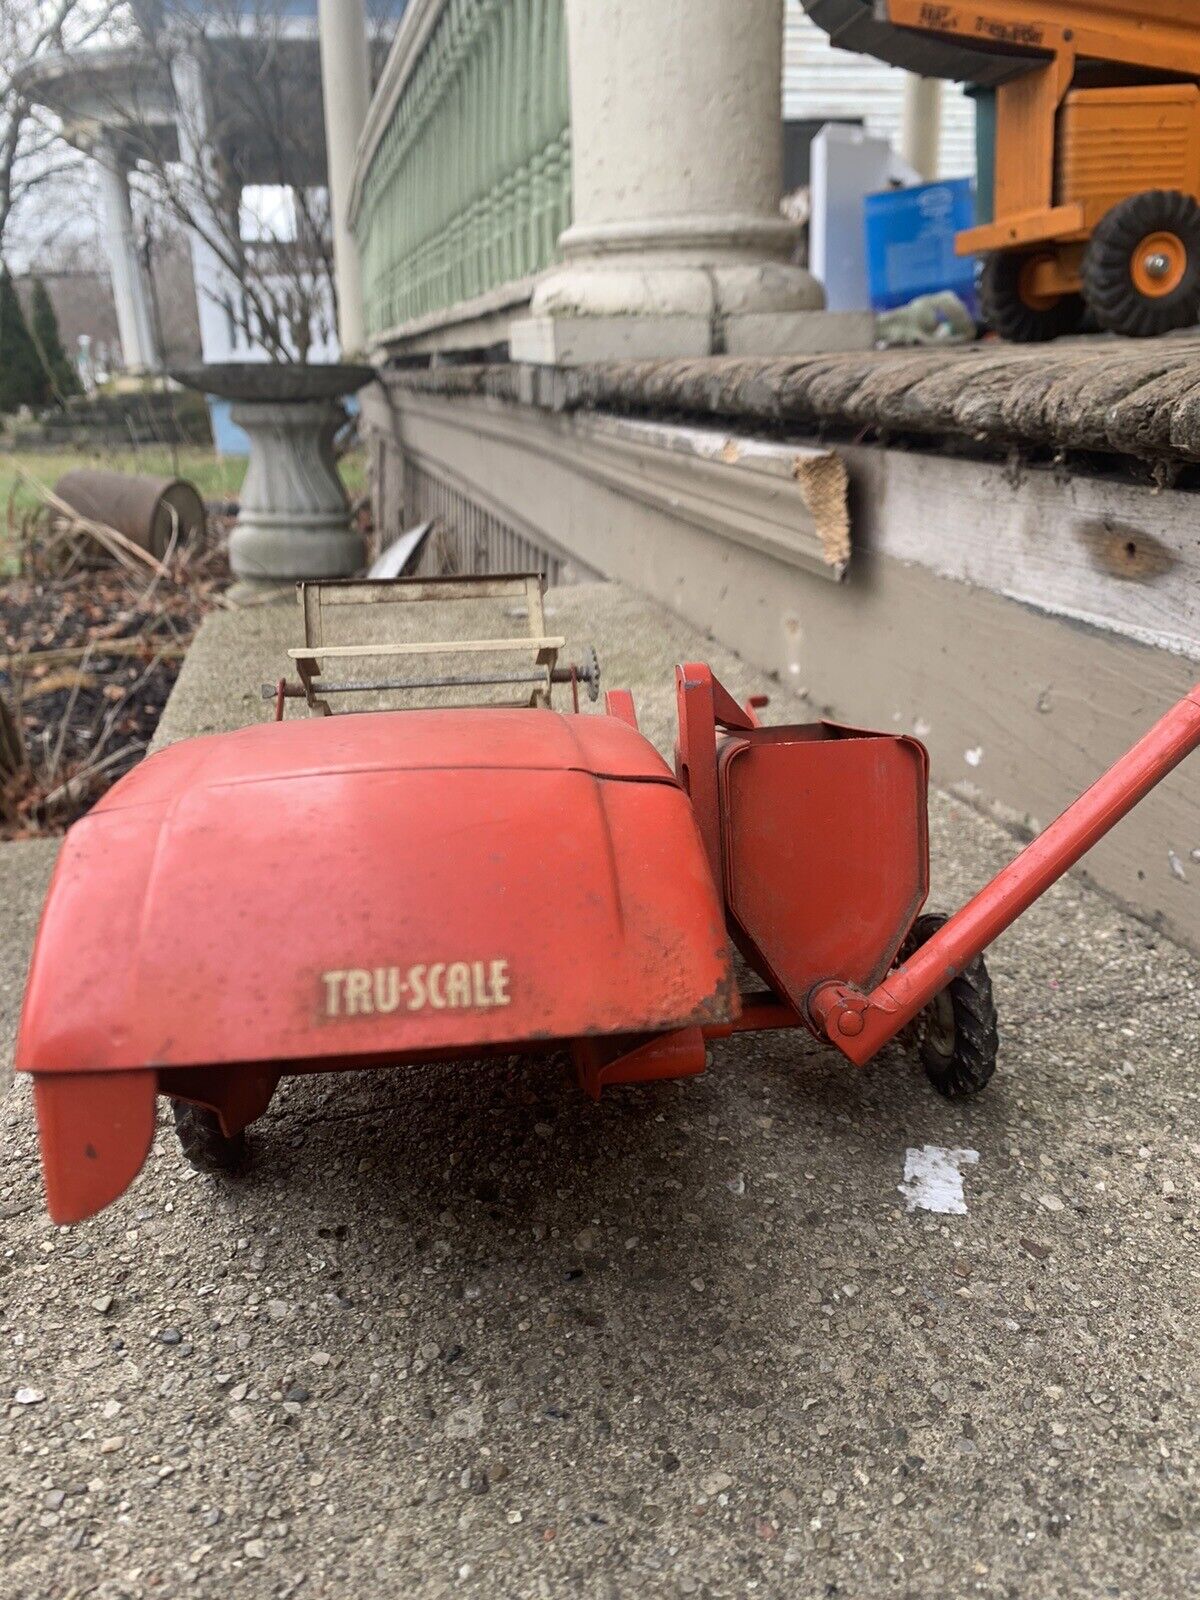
95,141,159,373
511,0,873,363
318,0,371,357
170,47,245,362
901,75,943,183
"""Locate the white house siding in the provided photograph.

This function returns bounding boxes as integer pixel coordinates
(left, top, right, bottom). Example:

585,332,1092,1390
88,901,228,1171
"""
783,1,977,180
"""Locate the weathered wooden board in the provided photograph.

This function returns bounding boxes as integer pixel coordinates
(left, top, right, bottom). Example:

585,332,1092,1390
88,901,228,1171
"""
393,333,1200,464
397,393,852,580
844,446,1200,660
394,378,1200,659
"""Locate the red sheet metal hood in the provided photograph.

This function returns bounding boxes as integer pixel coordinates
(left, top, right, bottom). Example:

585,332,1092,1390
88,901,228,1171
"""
17,709,735,1076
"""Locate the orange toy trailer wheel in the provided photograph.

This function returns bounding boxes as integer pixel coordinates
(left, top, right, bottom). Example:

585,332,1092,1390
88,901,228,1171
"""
897,914,998,1099
980,251,1084,344
1083,191,1200,338
171,1101,248,1174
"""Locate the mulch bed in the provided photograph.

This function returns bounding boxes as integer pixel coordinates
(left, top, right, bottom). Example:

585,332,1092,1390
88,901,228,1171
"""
0,537,229,838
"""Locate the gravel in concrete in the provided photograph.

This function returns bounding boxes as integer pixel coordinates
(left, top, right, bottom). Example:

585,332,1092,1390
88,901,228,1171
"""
0,839,61,1096
1,582,1197,1598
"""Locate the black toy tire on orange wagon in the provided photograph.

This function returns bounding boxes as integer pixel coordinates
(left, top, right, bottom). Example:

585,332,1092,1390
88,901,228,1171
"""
898,914,999,1098
1083,190,1200,338
980,250,1085,343
171,1100,248,1174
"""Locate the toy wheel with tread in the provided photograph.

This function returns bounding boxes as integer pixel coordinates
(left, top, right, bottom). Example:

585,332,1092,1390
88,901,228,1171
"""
1083,190,1200,338
171,1101,248,1174
899,914,999,1098
980,250,1084,343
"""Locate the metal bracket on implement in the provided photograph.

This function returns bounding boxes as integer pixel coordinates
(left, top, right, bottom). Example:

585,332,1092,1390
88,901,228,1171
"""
263,573,601,716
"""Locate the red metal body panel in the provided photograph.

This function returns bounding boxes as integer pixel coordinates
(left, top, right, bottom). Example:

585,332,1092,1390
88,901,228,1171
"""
19,706,737,1221
719,723,929,1008
17,709,734,1081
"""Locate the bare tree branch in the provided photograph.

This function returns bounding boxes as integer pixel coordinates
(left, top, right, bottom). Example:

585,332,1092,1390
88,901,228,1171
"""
4,0,399,361
0,0,135,265
61,0,347,364
104,0,341,363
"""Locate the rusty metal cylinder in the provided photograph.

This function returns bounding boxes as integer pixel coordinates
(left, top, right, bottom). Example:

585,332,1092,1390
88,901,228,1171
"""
53,470,206,560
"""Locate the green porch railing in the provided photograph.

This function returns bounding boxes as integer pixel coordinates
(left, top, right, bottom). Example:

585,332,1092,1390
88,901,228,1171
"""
355,0,571,340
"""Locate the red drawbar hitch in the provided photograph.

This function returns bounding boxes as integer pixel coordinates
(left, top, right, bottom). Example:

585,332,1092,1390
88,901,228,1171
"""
810,684,1200,1066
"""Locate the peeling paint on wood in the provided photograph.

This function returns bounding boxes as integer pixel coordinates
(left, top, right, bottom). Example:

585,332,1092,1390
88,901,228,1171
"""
843,445,1200,659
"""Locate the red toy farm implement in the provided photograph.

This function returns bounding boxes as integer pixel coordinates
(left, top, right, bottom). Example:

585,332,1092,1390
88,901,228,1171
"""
16,575,1200,1224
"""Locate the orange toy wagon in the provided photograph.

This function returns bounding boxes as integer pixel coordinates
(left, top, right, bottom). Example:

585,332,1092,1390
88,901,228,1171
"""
16,575,1200,1223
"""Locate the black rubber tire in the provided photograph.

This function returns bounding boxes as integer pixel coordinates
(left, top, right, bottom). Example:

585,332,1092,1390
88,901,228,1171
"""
899,914,999,1098
980,251,1085,344
171,1101,247,1174
1083,190,1200,338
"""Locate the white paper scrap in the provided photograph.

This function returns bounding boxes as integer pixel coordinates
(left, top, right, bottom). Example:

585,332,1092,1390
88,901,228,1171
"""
899,1145,980,1215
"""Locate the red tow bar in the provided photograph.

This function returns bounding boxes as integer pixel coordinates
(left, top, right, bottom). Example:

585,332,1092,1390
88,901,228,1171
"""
811,684,1200,1066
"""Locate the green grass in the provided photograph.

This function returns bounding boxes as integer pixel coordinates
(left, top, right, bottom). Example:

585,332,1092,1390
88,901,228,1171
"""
0,444,366,575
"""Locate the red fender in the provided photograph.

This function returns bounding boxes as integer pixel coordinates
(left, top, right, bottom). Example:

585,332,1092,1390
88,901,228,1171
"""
33,1071,157,1226
18,706,737,1219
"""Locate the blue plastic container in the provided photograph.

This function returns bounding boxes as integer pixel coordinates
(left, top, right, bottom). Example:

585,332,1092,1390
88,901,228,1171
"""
864,179,979,315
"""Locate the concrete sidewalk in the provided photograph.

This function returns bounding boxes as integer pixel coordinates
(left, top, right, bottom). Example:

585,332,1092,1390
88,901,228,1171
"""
1,581,1197,1599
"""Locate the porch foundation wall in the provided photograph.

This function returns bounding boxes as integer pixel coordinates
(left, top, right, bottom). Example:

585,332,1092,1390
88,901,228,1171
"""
360,381,1200,953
